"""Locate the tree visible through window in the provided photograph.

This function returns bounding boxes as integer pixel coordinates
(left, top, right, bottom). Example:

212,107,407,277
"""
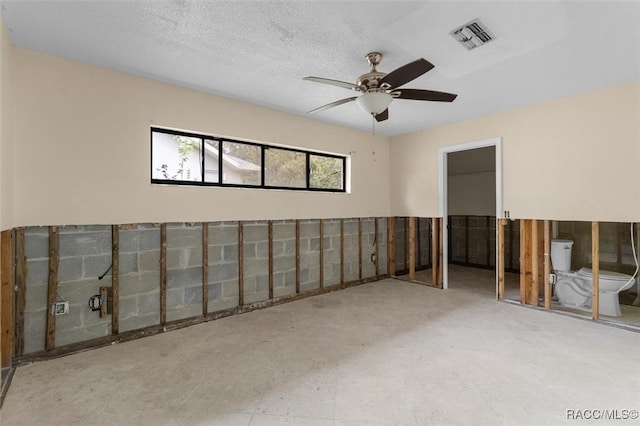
151,128,346,192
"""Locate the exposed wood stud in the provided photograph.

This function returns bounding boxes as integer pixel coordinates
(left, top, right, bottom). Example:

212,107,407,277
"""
160,224,167,325
416,219,422,270
497,219,506,300
358,218,363,280
1,230,14,367
431,218,438,286
45,226,59,351
340,219,344,284
403,217,408,271
409,217,416,281
268,220,274,300
531,220,539,307
296,220,301,293
14,228,26,357
464,216,469,264
508,219,514,270
437,218,443,288
111,225,120,335
319,219,324,288
202,222,209,315
238,221,244,307
388,218,395,276
374,218,379,278
544,220,551,310
592,221,600,320
519,220,527,304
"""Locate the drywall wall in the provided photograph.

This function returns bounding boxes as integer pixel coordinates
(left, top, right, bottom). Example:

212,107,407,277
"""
0,19,14,230
390,80,640,222
9,47,390,228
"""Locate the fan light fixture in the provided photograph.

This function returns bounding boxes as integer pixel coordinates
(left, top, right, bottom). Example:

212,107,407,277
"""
355,92,393,115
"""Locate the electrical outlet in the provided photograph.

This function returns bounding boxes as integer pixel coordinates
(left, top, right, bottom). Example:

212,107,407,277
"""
53,301,69,316
549,273,556,285
370,253,376,263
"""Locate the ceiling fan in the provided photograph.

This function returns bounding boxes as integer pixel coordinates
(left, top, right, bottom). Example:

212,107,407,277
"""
303,52,457,122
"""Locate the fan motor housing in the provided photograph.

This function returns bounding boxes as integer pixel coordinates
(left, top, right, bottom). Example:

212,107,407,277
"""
357,71,386,90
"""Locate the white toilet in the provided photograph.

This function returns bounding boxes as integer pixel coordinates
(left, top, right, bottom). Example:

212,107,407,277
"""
551,239,636,317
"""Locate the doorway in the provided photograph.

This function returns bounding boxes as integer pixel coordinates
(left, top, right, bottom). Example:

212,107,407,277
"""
439,138,502,296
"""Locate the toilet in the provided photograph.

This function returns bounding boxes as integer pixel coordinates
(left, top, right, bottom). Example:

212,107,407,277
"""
551,239,636,317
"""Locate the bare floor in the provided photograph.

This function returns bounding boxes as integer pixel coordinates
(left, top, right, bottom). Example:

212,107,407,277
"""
2,273,640,425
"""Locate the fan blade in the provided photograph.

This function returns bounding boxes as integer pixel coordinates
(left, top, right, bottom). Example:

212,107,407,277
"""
393,89,457,102
378,58,434,89
308,97,358,114
303,76,361,91
375,109,389,122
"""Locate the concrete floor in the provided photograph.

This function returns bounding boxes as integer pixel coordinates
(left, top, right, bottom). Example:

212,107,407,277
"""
2,267,640,425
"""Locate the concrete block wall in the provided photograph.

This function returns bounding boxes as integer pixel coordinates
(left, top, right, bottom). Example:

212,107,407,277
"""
450,216,497,268
23,227,49,354
56,225,112,347
394,217,407,273
342,219,359,282
242,221,269,304
299,220,320,292
207,222,240,313
166,223,203,322
119,224,160,333
417,218,431,268
272,220,296,297
18,217,389,356
322,219,341,286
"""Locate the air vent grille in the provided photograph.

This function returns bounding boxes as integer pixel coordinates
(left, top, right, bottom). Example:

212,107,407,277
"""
451,19,495,50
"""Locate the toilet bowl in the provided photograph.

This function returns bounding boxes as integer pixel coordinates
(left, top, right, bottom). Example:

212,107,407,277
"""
551,240,636,317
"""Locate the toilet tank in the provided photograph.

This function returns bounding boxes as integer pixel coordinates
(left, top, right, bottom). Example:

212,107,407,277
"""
551,239,574,272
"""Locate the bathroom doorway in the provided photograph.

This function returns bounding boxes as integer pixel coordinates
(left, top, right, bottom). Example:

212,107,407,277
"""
438,138,503,296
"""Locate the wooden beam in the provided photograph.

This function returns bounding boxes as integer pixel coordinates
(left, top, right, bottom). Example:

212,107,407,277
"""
543,220,551,310
14,228,26,357
358,218,363,280
45,226,59,351
508,219,514,270
388,218,395,276
403,217,408,271
111,225,120,334
409,217,416,281
238,221,244,307
592,221,599,320
431,218,438,286
296,219,301,293
160,223,167,325
1,230,14,368
530,220,539,307
374,218,379,278
416,219,422,269
497,219,506,300
319,219,324,289
519,220,527,304
340,219,344,284
268,220,274,300
202,222,209,315
437,218,443,288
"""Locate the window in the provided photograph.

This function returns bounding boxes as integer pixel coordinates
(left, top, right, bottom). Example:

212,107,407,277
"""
151,128,346,192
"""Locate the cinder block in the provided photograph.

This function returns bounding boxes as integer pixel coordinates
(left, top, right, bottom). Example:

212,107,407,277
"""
256,241,269,258
59,232,111,257
207,245,223,263
207,282,221,301
221,280,239,298
138,250,160,272
24,310,47,338
118,295,139,320
272,240,285,257
167,267,202,289
284,240,296,255
273,223,295,240
166,287,185,308
211,262,238,282
273,272,285,288
300,251,319,269
120,229,160,253
167,226,202,248
222,244,238,262
209,224,238,245
167,246,203,269
243,242,257,259
119,252,139,275
137,292,160,316
24,335,45,354
300,221,319,238
82,254,111,280
120,272,160,296
56,322,110,347
26,259,49,286
273,255,295,272
243,258,268,278
25,233,49,259
119,313,160,333
25,283,48,312
167,304,201,322
184,285,203,306
243,223,268,243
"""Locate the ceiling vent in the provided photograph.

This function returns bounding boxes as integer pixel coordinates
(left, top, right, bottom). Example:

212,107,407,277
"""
450,19,495,50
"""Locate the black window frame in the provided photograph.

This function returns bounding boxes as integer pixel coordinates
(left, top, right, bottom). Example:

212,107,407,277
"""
150,127,347,193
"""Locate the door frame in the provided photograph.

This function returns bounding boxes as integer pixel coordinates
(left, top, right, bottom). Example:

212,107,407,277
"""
438,137,503,295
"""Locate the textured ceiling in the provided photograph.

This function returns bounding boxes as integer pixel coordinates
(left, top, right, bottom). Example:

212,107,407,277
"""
1,1,639,136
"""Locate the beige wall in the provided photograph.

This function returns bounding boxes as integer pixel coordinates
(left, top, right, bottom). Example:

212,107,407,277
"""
390,80,640,222
0,19,14,230
9,48,390,227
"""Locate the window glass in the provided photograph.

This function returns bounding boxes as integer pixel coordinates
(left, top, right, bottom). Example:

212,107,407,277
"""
203,139,220,183
265,148,306,188
310,155,344,190
152,132,201,182
221,141,262,186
